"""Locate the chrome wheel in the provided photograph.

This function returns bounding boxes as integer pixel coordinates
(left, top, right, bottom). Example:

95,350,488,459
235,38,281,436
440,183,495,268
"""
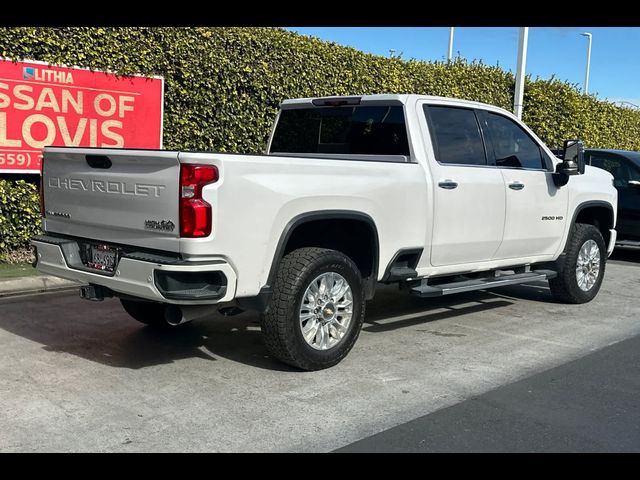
576,239,601,292
299,272,353,351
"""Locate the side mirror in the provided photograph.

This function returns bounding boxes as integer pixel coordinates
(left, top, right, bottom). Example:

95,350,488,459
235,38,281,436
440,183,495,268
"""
561,139,585,176
552,139,585,187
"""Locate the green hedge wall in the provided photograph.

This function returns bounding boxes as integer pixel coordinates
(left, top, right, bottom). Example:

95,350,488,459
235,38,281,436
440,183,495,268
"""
0,179,40,256
1,27,639,257
2,27,639,154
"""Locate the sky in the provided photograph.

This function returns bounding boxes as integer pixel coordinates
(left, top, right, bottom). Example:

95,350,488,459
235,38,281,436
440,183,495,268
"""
285,27,640,107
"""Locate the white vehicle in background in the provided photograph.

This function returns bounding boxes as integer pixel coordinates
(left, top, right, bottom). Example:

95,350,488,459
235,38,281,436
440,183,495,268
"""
32,94,617,370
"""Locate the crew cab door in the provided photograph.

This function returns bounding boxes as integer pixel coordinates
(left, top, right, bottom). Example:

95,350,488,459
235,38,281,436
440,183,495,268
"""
478,110,568,259
421,104,506,266
587,151,640,238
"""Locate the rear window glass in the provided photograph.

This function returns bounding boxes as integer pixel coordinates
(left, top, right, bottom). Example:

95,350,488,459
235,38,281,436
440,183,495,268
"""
270,106,410,156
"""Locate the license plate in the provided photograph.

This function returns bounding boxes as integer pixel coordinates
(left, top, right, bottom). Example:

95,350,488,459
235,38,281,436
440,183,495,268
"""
86,244,117,273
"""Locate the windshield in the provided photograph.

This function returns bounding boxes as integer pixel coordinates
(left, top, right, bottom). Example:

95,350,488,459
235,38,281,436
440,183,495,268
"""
269,105,410,157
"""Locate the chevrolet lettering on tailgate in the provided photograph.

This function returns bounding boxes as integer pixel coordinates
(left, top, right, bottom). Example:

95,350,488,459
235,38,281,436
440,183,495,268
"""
48,177,166,197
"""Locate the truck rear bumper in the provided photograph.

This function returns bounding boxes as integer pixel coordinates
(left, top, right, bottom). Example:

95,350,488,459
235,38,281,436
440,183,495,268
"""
31,235,237,305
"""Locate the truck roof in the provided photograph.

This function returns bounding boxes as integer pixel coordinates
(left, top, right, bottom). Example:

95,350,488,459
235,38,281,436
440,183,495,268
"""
281,94,512,116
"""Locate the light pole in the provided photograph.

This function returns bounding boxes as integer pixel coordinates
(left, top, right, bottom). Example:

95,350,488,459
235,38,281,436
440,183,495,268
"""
448,27,455,61
513,27,529,119
581,32,592,94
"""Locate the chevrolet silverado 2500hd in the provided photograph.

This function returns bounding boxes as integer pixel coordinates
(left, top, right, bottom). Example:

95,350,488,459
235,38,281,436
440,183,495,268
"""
32,94,618,370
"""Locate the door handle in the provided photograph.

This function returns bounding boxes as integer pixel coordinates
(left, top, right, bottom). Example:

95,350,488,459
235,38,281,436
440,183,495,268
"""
438,180,458,190
509,182,525,190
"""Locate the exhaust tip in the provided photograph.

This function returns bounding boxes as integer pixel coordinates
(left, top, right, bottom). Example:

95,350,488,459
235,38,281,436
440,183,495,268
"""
163,304,221,326
164,305,184,326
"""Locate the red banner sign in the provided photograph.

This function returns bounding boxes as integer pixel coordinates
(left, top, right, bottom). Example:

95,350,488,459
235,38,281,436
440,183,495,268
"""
0,59,164,173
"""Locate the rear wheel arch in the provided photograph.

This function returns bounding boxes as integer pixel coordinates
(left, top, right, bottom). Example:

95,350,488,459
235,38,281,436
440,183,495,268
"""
266,211,380,299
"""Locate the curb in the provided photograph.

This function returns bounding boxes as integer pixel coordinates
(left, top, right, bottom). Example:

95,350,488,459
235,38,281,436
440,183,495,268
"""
0,275,81,298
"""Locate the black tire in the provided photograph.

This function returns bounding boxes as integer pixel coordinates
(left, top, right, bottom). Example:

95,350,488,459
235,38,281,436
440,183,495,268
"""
260,247,366,371
549,223,606,304
120,299,170,328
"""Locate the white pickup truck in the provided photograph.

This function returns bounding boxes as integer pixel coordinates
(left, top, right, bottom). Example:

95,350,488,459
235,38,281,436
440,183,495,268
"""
32,94,617,370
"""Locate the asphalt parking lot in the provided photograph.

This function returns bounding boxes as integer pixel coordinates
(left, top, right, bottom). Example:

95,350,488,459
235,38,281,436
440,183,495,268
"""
0,250,639,452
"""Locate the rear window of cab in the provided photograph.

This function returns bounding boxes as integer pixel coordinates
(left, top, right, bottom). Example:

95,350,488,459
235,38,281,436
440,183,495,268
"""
270,105,410,157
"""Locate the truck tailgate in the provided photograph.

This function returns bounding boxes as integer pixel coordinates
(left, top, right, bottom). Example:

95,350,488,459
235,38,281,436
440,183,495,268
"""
42,147,181,253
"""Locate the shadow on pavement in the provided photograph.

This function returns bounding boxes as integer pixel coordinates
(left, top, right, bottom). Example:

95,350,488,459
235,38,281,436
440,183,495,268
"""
363,286,514,333
0,292,293,372
482,280,557,304
610,247,640,265
0,278,565,370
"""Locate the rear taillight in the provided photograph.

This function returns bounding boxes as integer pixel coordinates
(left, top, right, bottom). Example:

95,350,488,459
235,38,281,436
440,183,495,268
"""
39,157,45,218
179,164,218,237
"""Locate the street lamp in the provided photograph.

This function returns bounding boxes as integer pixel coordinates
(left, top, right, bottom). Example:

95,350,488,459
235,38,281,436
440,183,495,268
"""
581,32,592,94
448,27,455,61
